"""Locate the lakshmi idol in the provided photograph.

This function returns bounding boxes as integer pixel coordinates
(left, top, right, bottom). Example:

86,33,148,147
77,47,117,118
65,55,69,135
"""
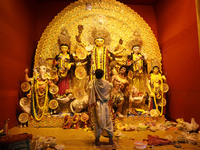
55,28,74,96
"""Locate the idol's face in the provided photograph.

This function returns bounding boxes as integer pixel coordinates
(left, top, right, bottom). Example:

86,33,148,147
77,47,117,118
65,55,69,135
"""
153,67,159,74
61,45,69,53
95,38,104,47
132,46,140,53
39,65,46,74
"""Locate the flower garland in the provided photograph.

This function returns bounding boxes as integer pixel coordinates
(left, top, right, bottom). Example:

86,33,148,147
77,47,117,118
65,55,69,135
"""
92,46,108,80
32,76,49,121
35,76,48,110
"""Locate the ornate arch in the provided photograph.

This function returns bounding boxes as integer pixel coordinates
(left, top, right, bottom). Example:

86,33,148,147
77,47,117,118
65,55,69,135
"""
34,0,162,73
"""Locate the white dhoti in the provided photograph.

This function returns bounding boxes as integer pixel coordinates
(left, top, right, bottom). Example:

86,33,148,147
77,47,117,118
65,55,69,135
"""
89,79,113,139
94,100,113,138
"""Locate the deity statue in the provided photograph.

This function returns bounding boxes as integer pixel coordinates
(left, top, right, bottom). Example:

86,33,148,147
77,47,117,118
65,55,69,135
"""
130,45,147,76
54,44,73,96
24,60,53,121
127,31,149,95
89,28,113,81
148,66,166,116
18,0,168,128
110,65,130,117
127,45,148,93
51,27,74,96
56,44,73,78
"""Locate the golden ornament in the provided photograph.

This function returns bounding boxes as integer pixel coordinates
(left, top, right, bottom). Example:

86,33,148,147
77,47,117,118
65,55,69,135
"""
20,97,31,114
163,83,169,93
76,46,87,60
50,69,57,80
73,87,85,100
18,113,29,123
49,84,59,94
49,99,59,109
20,97,31,107
158,98,167,107
21,82,30,92
75,66,87,79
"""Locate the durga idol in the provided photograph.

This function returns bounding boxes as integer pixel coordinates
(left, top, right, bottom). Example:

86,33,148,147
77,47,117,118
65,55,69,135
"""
90,28,113,81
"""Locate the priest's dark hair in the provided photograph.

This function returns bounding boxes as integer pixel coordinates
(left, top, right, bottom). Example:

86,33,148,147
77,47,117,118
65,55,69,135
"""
95,69,104,79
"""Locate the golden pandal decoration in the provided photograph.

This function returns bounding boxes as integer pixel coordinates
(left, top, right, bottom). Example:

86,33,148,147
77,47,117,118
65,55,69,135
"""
18,113,29,124
75,66,87,79
34,0,162,73
49,100,59,109
127,30,143,49
49,85,59,95
21,82,30,92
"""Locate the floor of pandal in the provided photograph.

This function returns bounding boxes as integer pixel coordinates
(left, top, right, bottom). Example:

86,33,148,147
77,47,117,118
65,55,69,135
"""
7,126,200,150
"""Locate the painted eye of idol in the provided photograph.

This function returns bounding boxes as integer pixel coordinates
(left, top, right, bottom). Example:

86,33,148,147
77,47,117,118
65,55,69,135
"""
40,66,46,72
133,46,140,53
95,38,104,46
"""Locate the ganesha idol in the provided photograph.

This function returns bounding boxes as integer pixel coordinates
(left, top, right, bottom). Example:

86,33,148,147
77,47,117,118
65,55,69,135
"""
20,60,59,121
